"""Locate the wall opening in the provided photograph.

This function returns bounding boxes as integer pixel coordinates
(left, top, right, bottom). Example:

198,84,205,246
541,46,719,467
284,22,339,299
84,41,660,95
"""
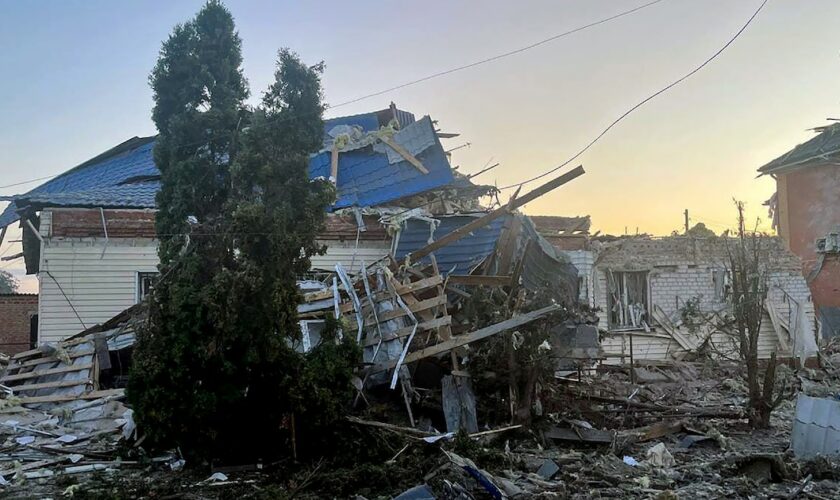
607,270,649,329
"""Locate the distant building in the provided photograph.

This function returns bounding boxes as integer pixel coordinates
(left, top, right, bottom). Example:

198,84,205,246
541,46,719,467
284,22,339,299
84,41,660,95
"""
759,124,840,338
534,216,817,364
0,293,38,355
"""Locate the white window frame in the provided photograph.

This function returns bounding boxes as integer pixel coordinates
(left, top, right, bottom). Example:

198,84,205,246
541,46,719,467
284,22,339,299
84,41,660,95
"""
136,272,159,303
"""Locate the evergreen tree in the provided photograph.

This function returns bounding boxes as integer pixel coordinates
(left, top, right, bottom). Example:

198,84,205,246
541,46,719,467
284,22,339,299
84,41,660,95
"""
0,270,17,294
128,0,251,460
129,2,359,462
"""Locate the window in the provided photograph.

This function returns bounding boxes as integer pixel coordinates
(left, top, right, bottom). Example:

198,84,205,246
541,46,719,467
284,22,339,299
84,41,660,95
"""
711,269,729,301
607,270,649,329
136,272,159,302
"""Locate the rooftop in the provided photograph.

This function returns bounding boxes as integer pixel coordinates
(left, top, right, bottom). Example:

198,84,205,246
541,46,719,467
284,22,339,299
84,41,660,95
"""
0,107,454,229
758,123,840,175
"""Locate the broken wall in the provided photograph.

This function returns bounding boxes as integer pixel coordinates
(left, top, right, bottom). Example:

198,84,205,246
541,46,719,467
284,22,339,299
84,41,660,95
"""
591,237,816,363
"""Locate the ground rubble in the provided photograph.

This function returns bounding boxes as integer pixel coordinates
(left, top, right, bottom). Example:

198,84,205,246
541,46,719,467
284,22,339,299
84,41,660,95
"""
3,264,840,498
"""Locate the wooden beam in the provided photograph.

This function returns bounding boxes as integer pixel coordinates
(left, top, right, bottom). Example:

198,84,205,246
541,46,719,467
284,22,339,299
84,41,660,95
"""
407,166,585,262
1,363,94,383
9,378,92,393
11,350,95,370
651,305,697,352
380,136,429,174
448,275,512,286
364,316,452,347
330,145,339,184
365,295,446,326
373,275,443,301
366,305,559,374
18,389,124,405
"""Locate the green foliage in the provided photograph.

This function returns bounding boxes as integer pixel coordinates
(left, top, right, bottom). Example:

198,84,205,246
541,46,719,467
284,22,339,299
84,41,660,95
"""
0,270,17,294
128,2,357,463
686,222,718,238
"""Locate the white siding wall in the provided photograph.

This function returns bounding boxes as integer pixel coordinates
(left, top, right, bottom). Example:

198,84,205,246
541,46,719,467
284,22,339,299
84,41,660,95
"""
560,249,595,306
38,238,158,344
310,240,391,273
36,212,391,343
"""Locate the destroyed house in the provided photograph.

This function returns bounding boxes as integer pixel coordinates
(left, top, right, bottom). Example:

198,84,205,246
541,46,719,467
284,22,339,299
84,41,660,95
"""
0,106,578,344
758,124,840,338
534,215,819,365
591,237,817,364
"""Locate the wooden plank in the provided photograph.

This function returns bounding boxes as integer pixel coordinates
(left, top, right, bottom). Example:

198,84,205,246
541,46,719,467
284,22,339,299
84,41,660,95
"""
651,305,696,352
364,316,452,347
9,378,92,393
1,363,94,383
366,295,446,326
448,275,512,286
366,305,559,374
330,145,339,183
18,389,124,405
765,300,790,352
93,334,112,371
407,166,584,262
371,275,444,302
13,350,95,370
494,215,522,275
380,136,430,174
545,426,613,444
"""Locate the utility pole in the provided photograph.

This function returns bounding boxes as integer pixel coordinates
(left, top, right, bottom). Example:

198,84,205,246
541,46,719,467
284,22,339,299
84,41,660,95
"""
684,209,689,234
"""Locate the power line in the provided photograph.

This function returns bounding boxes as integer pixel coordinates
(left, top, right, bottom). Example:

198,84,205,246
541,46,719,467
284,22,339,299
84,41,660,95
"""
330,0,667,108
0,0,667,191
498,0,769,191
0,174,59,191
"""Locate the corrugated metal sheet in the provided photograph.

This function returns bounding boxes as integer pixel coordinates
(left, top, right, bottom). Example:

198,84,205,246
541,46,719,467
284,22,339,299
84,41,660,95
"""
394,214,509,275
791,394,840,458
1,109,451,228
0,138,157,227
310,116,454,209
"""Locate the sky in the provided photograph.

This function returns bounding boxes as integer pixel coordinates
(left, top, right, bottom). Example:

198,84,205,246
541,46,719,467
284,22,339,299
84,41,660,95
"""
1,0,838,293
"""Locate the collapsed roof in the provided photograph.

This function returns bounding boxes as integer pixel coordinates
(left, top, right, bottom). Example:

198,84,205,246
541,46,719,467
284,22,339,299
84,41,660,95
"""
0,107,469,229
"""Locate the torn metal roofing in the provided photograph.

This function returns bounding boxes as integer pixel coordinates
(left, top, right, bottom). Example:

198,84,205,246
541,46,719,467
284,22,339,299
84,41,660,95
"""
790,394,840,458
0,108,453,229
323,107,415,134
394,214,511,275
758,123,840,175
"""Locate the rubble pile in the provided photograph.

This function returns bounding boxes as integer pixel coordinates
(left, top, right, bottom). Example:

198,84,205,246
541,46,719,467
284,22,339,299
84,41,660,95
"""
0,322,139,486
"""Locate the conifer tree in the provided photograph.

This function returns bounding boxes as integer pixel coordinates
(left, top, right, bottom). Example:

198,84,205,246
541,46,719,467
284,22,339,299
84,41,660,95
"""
128,0,252,460
129,3,358,462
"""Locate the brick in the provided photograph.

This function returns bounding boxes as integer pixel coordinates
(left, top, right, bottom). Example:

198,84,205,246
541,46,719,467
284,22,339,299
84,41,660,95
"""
0,294,37,355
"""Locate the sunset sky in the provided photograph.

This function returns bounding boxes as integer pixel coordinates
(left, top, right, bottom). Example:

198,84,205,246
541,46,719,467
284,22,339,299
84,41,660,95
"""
2,0,839,293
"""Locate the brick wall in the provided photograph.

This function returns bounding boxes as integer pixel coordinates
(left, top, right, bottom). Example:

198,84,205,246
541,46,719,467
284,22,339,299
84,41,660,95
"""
0,294,37,355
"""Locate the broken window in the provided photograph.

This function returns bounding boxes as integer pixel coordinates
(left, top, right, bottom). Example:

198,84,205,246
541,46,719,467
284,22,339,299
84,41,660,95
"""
136,272,159,302
712,268,729,301
606,270,649,329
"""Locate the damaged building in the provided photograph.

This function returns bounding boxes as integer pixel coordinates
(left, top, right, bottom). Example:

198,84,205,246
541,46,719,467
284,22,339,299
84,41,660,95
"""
535,218,818,365
0,105,580,345
758,123,840,338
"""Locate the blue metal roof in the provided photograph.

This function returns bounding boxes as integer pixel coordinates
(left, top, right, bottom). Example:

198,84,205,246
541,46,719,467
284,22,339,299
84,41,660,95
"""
0,109,452,228
0,138,158,227
394,214,510,275
311,117,453,209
